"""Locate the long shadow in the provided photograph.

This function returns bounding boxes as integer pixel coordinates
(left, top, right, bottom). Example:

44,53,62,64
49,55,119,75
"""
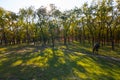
63,43,120,80
65,43,92,55
0,44,120,80
68,52,120,80
0,47,87,80
100,46,120,58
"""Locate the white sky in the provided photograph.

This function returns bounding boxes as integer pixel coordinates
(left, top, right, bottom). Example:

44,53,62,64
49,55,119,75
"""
0,0,93,13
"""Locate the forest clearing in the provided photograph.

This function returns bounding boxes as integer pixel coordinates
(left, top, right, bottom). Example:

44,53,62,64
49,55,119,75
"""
0,0,120,80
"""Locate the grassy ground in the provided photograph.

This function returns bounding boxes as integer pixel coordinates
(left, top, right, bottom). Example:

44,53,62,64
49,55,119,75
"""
0,42,120,80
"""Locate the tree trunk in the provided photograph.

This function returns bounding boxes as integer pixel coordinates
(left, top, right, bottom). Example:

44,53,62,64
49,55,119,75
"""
110,27,115,50
92,36,94,47
2,31,7,45
51,36,55,48
64,35,67,45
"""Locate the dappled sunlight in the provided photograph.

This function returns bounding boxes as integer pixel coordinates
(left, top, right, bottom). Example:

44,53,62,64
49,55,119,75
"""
58,57,65,64
68,52,86,61
26,56,49,68
72,68,87,79
58,45,67,50
73,52,84,55
17,47,35,54
66,50,120,80
82,47,92,52
0,0,120,79
24,48,66,68
67,42,92,55
68,54,79,61
0,48,7,54
77,59,104,75
0,44,120,79
11,60,23,66
55,49,64,57
100,49,120,58
0,58,7,64
43,48,53,59
0,48,7,52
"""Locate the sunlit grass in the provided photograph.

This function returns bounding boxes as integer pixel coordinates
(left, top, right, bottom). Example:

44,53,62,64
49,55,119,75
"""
11,60,23,66
0,48,7,51
100,46,120,58
68,52,120,80
55,49,64,57
0,43,120,80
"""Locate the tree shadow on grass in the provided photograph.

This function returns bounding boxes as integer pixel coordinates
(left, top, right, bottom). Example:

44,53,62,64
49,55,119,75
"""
65,43,92,55
67,42,120,59
0,44,120,80
0,47,87,80
70,53,120,80
100,46,120,58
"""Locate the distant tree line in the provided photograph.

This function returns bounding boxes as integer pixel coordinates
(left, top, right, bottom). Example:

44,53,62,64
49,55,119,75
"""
0,0,120,50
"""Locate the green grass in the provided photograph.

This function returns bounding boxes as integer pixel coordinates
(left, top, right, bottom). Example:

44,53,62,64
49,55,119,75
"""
0,43,120,80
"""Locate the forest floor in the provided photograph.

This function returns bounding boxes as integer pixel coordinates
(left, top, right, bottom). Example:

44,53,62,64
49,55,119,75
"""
0,42,120,80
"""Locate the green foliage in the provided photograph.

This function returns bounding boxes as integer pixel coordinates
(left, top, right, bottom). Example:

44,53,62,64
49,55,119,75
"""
0,0,120,51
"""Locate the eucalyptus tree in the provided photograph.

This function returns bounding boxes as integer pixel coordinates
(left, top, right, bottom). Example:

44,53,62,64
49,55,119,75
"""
17,11,26,43
19,8,28,43
47,4,62,47
0,7,6,45
60,13,67,45
95,0,107,46
71,7,88,43
82,2,97,46
19,6,34,44
103,0,117,50
52,9,62,42
115,0,120,46
48,20,56,47
8,11,19,44
37,6,48,46
0,10,19,45
60,11,73,45
0,8,13,45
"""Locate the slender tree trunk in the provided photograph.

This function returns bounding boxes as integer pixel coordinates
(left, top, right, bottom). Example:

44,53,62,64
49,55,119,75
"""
0,39,1,45
106,26,109,45
26,27,30,44
72,32,74,42
83,26,85,44
2,26,7,45
92,36,94,47
110,27,114,50
64,35,67,45
68,36,70,44
40,25,45,46
51,36,55,48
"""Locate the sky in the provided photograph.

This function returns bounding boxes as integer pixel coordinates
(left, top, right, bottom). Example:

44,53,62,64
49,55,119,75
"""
0,0,93,13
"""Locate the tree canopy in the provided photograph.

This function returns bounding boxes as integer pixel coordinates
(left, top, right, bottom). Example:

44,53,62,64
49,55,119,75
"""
0,0,120,50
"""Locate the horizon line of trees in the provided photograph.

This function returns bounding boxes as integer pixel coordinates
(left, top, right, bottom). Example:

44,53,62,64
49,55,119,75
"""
0,0,120,50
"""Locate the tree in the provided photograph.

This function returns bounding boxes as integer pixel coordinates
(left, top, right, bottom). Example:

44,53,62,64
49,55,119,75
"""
19,6,34,44
0,7,6,45
37,6,48,46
